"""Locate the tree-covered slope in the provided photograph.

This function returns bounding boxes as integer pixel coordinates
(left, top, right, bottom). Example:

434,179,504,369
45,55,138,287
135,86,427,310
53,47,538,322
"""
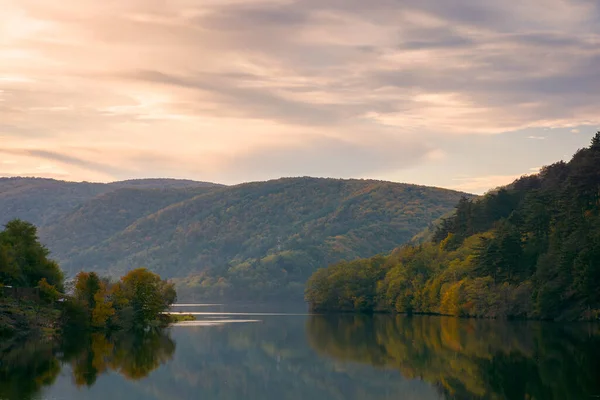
305,132,600,321
33,177,469,301
39,186,216,263
0,178,108,227
0,178,219,227
108,178,221,190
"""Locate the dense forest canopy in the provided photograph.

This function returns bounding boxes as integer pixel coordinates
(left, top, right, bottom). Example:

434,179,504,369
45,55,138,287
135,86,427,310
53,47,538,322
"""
0,178,219,227
0,177,470,301
157,179,469,301
306,132,600,321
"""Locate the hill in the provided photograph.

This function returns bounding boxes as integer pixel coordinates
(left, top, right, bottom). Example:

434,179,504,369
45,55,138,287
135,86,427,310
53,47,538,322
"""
108,178,221,190
39,186,217,263
0,178,219,227
305,132,600,320
0,178,108,227
0,177,470,301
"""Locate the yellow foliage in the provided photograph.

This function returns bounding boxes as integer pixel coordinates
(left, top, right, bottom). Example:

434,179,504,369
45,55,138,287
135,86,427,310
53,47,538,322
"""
91,289,115,328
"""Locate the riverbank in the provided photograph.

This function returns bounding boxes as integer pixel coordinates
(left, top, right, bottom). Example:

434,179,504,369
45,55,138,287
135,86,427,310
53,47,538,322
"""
0,298,60,339
307,306,600,321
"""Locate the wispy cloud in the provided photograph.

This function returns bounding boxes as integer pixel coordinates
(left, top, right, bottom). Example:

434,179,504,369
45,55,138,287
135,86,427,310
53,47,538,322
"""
0,148,123,177
450,174,526,194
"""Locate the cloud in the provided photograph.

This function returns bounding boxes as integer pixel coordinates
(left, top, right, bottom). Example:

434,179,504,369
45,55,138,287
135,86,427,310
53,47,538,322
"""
527,136,546,140
1,0,599,186
0,133,432,184
118,69,349,126
0,148,123,177
0,171,71,179
450,174,526,194
214,134,432,181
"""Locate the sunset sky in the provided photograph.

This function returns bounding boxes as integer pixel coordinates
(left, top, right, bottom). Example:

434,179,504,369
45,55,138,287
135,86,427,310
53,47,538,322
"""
1,0,599,193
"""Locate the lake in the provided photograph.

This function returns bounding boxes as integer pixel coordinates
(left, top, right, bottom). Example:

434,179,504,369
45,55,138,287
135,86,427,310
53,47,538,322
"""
2,303,600,400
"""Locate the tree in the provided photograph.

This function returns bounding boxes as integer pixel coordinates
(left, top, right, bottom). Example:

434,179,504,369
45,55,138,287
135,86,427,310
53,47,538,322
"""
74,272,102,311
117,268,176,328
0,219,64,290
72,271,118,329
306,132,600,320
38,278,61,304
91,289,115,329
0,243,19,286
591,131,600,149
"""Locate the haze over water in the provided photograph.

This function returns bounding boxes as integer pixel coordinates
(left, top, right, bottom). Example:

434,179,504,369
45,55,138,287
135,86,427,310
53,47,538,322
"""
5,304,600,400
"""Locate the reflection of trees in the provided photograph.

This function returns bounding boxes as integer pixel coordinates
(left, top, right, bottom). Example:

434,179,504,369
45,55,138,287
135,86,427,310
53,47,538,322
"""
0,340,60,400
0,330,175,399
306,315,600,400
67,330,176,386
69,334,114,386
153,321,442,400
108,330,176,380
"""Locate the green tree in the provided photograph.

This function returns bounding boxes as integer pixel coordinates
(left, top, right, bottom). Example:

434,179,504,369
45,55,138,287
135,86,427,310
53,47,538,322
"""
116,268,176,328
38,278,60,304
0,219,64,290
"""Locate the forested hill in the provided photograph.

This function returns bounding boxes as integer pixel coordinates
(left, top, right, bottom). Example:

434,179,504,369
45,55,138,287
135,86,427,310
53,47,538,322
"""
0,177,220,227
306,132,600,321
0,176,470,301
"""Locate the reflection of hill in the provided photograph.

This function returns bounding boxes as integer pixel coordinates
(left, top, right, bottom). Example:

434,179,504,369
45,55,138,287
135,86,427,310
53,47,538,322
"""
0,330,175,400
306,315,600,400
125,318,443,400
17,316,600,400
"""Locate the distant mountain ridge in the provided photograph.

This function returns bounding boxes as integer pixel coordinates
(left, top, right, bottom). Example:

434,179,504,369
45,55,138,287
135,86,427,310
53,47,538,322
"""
0,177,221,227
108,178,222,189
0,176,472,301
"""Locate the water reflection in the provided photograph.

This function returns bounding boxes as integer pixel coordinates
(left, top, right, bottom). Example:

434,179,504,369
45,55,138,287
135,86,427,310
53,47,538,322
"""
0,329,175,400
4,309,600,400
0,339,60,400
306,315,600,400
127,316,441,400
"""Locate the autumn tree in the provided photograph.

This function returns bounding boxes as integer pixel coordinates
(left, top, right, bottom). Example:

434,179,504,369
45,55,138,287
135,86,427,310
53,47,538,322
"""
74,272,102,311
306,132,600,320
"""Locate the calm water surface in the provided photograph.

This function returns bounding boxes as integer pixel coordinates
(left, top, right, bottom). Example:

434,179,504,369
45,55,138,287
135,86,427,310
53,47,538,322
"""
2,304,600,400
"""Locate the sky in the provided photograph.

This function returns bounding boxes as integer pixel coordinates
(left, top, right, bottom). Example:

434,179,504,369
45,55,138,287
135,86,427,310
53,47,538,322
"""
1,0,599,194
